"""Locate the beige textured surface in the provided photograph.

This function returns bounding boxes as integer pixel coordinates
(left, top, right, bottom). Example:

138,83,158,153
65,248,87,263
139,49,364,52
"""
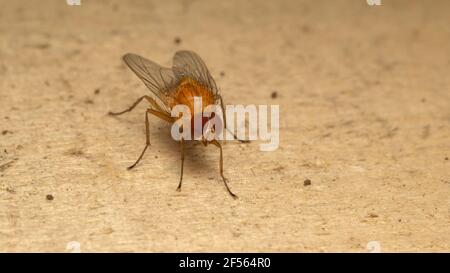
1,0,450,252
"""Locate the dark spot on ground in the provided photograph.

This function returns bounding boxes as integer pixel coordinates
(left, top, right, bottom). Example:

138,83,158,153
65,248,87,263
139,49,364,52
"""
445,157,448,161
301,24,311,33
271,91,278,99
382,127,399,139
0,160,15,172
273,166,284,172
84,98,94,104
6,187,16,194
29,43,51,49
66,148,84,157
174,37,182,45
220,71,225,77
421,125,430,139
303,179,311,186
16,145,23,150
368,213,379,218
2,130,11,135
46,194,54,201
94,88,100,95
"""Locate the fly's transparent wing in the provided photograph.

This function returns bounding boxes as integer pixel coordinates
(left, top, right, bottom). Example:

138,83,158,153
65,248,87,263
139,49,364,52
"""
123,53,175,112
172,50,218,95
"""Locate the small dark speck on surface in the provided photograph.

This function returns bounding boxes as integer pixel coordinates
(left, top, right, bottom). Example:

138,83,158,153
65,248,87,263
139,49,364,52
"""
67,148,84,157
273,166,284,172
445,157,449,161
154,155,158,159
84,98,94,104
421,125,430,139
94,89,100,95
220,71,225,77
301,24,311,33
0,160,15,172
2,130,11,135
31,43,51,50
174,37,182,45
271,91,278,99
303,179,311,186
368,213,379,218
46,194,54,201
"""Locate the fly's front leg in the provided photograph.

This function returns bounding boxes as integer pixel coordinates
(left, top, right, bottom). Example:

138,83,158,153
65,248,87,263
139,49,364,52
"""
109,95,165,116
218,95,250,143
109,95,148,116
127,109,151,170
111,94,173,170
177,137,185,192
127,108,173,170
210,139,238,199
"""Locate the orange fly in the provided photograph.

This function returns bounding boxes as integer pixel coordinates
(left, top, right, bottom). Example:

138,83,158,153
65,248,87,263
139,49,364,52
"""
109,51,246,198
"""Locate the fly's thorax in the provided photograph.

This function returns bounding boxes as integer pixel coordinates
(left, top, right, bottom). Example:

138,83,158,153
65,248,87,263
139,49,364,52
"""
169,77,215,114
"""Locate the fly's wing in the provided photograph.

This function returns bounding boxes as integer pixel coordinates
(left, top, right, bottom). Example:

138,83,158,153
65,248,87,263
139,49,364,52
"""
172,50,219,95
123,53,175,113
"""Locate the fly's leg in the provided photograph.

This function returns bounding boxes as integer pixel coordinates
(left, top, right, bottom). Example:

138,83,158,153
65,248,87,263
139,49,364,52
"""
127,109,151,170
127,108,174,170
109,95,173,170
211,139,238,199
109,95,166,116
218,95,250,143
176,137,185,192
108,96,148,116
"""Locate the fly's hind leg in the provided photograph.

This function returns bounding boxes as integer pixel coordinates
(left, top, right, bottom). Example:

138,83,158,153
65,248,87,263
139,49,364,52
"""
210,139,238,199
